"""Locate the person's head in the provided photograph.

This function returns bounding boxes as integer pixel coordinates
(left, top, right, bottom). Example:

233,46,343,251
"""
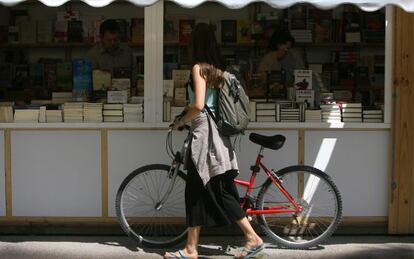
268,28,295,59
99,19,121,52
189,23,225,88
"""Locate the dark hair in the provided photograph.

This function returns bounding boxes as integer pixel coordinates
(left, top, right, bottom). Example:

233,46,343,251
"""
189,23,225,88
99,19,121,37
268,28,295,51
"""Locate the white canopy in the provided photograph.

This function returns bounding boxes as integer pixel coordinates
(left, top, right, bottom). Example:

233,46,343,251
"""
0,0,413,12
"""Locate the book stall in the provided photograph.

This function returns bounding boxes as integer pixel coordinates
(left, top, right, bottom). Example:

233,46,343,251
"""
0,0,413,234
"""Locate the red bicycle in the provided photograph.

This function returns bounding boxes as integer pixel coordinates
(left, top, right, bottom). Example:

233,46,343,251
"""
116,126,342,249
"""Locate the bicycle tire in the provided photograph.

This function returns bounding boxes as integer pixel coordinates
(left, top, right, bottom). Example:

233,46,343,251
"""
115,164,188,248
256,165,342,249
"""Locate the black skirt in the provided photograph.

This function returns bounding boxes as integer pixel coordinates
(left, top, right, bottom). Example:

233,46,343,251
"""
185,155,246,227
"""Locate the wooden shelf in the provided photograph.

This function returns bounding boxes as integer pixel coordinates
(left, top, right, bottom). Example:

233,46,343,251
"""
0,42,384,49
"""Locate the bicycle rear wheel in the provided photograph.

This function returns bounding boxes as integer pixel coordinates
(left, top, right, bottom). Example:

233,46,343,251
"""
115,164,188,248
256,165,342,249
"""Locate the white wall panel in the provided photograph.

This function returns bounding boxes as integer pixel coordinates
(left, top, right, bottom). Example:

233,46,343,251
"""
0,131,5,216
11,131,101,216
305,131,390,216
108,130,187,216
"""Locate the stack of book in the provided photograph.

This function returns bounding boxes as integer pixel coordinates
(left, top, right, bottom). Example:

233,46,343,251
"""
163,99,172,122
320,104,341,123
103,103,123,122
63,102,84,122
256,102,276,122
52,92,73,104
305,109,322,122
0,106,14,122
39,106,46,123
14,109,40,122
83,103,103,122
123,103,143,122
363,109,383,123
46,110,63,122
341,103,362,122
280,107,300,122
290,30,312,43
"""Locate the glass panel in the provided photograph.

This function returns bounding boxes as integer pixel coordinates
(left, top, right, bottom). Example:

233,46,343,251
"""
162,2,385,124
0,1,145,123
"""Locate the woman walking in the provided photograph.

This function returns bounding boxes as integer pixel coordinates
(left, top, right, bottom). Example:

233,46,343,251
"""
164,23,263,259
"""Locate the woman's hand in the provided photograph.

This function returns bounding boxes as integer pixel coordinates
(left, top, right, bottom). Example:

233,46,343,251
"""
172,116,186,130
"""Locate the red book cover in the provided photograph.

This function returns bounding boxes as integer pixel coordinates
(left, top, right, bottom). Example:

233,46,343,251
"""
179,19,194,43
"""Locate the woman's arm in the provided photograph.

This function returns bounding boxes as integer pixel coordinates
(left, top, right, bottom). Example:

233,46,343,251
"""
174,64,206,128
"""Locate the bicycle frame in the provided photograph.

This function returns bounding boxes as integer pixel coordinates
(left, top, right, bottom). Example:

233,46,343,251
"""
235,146,303,215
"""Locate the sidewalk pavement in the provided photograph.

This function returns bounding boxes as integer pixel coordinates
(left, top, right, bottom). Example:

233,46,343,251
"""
0,235,413,259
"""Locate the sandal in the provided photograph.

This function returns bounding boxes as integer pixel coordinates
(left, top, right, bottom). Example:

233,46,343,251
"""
234,244,265,259
164,250,189,259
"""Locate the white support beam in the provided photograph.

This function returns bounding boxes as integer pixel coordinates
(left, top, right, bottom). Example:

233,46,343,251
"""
144,0,164,123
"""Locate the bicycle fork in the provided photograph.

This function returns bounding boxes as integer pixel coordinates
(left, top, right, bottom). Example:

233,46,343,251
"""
155,159,182,211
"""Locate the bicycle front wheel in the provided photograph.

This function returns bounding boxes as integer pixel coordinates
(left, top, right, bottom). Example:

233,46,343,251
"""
256,165,342,249
115,164,188,248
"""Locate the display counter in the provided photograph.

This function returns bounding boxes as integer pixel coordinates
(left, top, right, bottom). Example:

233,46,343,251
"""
0,123,390,228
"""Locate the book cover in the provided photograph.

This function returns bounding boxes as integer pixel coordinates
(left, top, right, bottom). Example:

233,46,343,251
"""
92,69,111,91
56,62,72,91
296,90,315,107
67,20,83,42
19,20,36,43
29,63,44,88
237,20,251,44
294,70,312,90
172,69,191,89
37,20,53,43
13,64,29,90
164,18,179,43
179,19,194,43
221,20,237,43
131,18,144,44
72,59,92,101
289,5,308,30
114,19,128,42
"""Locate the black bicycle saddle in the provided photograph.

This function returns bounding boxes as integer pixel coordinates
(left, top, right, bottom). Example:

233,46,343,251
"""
249,133,286,150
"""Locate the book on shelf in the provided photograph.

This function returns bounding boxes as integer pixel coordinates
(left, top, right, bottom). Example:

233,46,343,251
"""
72,59,92,102
342,117,362,122
8,26,19,43
19,20,36,43
174,87,187,106
237,20,251,44
362,11,385,43
13,64,29,90
54,21,67,42
56,62,72,91
163,80,174,99
107,90,128,104
288,4,308,30
114,19,128,42
103,116,124,122
39,106,46,123
164,18,179,43
305,109,322,122
0,64,13,89
29,63,44,88
179,19,194,43
221,20,237,43
343,11,362,43
172,69,191,89
249,101,256,122
256,116,276,122
103,103,123,110
14,109,40,123
163,99,171,122
309,8,332,43
67,20,83,43
131,18,144,44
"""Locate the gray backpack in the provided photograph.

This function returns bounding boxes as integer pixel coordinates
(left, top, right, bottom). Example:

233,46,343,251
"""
205,71,250,137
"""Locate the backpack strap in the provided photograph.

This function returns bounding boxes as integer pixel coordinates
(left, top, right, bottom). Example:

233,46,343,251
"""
204,105,218,124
